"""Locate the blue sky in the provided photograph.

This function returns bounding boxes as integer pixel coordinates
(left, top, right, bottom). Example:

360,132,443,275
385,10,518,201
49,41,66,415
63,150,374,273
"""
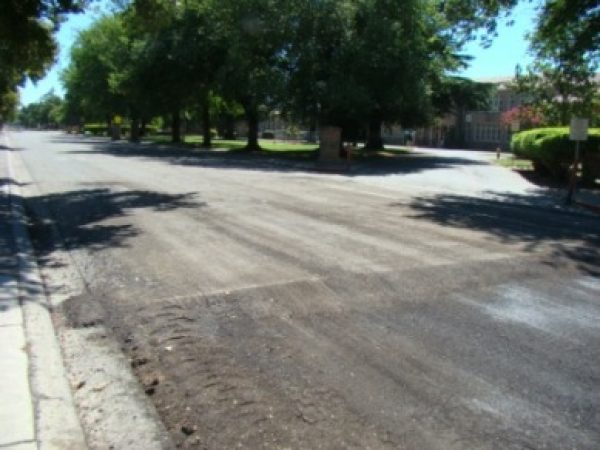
18,2,108,105
19,1,539,105
458,1,538,80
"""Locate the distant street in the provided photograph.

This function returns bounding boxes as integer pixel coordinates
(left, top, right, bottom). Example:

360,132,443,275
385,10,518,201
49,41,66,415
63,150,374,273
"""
8,130,600,449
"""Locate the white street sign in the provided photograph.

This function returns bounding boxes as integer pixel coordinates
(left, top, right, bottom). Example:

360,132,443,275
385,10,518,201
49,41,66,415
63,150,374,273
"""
570,118,589,141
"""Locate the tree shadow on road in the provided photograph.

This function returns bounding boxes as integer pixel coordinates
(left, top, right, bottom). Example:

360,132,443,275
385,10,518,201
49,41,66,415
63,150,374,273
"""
0,177,28,187
2,186,201,315
24,188,202,257
1,178,38,316
0,144,24,151
401,192,600,275
0,201,18,280
54,135,485,177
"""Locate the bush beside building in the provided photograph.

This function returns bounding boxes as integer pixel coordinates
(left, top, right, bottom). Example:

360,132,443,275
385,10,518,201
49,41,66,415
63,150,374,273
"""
511,127,600,183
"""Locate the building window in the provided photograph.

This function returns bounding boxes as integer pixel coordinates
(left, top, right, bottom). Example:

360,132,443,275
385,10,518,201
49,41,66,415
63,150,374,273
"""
473,124,501,142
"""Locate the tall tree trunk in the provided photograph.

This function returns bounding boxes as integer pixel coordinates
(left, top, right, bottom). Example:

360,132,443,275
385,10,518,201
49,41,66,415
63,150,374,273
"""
365,117,383,150
308,120,317,143
140,118,147,137
171,109,181,143
456,107,466,148
225,115,235,139
202,97,212,148
129,111,140,142
244,107,260,151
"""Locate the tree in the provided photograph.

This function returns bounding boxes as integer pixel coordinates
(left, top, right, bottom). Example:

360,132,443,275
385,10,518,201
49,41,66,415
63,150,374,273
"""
431,76,492,147
18,90,64,128
61,15,129,127
500,105,543,130
213,97,244,140
0,89,19,126
533,0,599,62
0,1,84,118
285,0,519,151
514,0,599,126
63,1,225,143
119,0,225,143
439,0,521,55
349,0,435,149
214,0,292,151
285,0,356,135
58,0,527,150
515,59,598,126
286,0,432,149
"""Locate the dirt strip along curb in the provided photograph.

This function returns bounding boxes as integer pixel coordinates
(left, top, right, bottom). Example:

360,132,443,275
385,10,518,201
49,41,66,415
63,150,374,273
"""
3,133,88,450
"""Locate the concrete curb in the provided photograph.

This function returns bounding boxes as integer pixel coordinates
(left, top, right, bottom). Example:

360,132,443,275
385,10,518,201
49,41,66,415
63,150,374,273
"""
3,133,88,450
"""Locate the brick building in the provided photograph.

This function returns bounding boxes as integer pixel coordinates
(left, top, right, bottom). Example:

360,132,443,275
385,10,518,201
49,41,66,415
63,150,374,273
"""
412,76,529,149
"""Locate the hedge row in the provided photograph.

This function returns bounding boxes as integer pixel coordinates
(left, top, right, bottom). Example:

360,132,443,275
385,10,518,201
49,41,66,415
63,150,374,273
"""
511,127,600,183
83,123,158,136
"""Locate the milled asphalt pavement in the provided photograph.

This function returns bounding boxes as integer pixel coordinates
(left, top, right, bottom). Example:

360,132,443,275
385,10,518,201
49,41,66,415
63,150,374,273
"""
2,130,599,449
354,146,541,196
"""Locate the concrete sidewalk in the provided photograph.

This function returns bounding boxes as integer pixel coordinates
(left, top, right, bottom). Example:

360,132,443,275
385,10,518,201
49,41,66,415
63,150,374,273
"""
0,132,86,450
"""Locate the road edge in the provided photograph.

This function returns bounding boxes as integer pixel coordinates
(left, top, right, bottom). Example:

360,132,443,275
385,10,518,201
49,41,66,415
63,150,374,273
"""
6,130,175,450
3,132,88,449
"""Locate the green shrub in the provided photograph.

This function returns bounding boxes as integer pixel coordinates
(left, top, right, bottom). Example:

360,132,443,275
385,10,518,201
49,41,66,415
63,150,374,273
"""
84,123,109,135
141,124,158,135
261,130,275,139
83,123,158,137
511,127,600,182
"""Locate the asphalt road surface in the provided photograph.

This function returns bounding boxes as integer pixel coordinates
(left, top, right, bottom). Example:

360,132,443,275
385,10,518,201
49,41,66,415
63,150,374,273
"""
8,131,600,449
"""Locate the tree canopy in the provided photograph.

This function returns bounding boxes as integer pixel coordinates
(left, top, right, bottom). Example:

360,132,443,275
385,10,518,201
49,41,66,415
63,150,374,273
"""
18,90,65,128
533,0,599,61
61,15,129,124
51,0,598,146
515,0,599,126
0,0,84,124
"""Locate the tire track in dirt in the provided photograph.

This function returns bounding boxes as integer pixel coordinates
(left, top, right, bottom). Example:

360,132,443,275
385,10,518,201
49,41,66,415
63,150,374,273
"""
116,293,399,449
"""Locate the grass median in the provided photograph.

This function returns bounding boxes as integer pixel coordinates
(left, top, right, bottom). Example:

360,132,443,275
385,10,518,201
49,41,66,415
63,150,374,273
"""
495,155,534,171
145,134,414,164
147,134,318,153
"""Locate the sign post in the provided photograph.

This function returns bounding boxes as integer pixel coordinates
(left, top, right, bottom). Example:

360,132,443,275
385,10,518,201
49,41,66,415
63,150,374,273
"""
565,118,589,205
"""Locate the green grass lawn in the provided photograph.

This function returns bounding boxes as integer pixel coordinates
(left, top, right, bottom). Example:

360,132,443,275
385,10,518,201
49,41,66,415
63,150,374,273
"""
373,147,411,156
146,134,318,153
215,139,318,152
145,134,415,162
495,156,534,171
